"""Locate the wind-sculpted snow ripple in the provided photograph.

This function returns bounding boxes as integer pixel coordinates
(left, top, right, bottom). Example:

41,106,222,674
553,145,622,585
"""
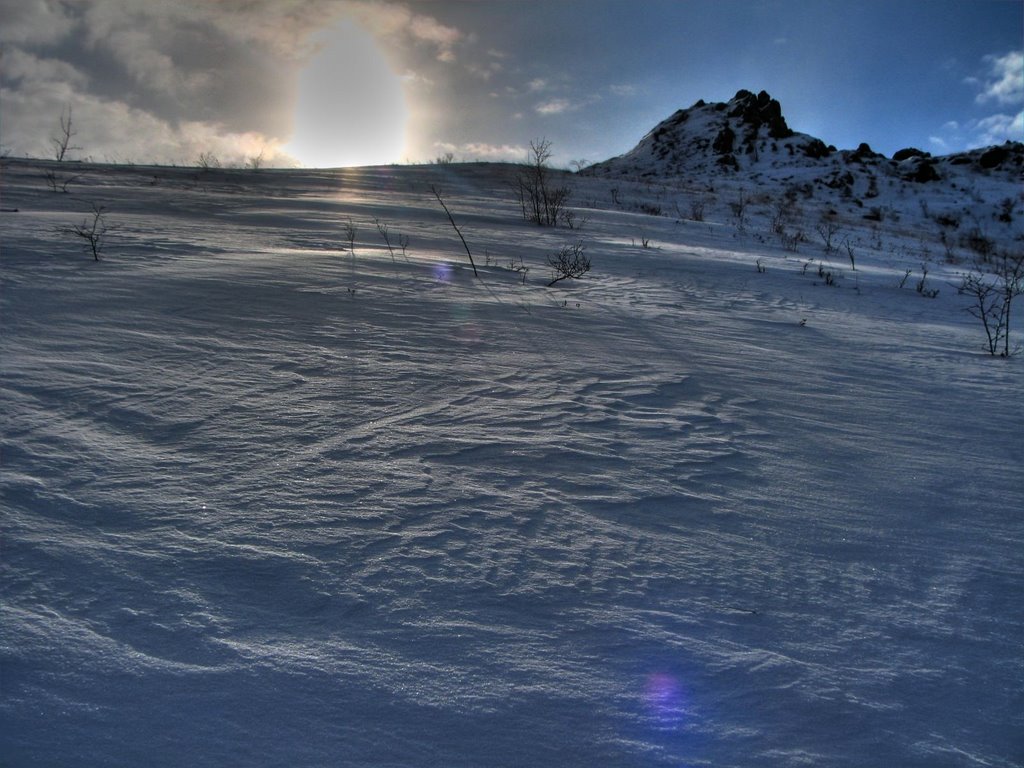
2,159,1021,768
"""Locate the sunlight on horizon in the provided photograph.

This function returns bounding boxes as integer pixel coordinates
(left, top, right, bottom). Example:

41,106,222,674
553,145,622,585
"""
285,20,408,168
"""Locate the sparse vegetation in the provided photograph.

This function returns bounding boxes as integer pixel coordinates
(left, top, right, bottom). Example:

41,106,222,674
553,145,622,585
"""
343,218,358,257
960,253,1024,356
245,149,265,171
59,203,108,261
44,168,80,193
51,106,82,162
514,139,571,227
816,220,841,254
547,240,591,286
916,262,939,298
431,185,478,277
197,152,221,171
376,219,396,260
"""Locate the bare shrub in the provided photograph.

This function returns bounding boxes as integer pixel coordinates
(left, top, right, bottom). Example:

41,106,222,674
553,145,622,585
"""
343,218,357,256
816,220,841,253
245,149,265,170
514,139,571,226
547,240,591,287
59,203,107,261
44,168,80,193
51,106,82,162
729,188,748,230
960,253,1024,356
431,185,478,277
197,152,221,171
375,219,395,260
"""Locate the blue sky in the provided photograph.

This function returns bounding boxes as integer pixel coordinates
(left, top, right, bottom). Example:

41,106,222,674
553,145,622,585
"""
1,0,1021,167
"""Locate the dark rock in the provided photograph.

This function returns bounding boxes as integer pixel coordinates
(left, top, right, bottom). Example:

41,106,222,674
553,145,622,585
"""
727,89,792,139
849,142,883,162
979,145,1008,168
712,124,735,154
898,157,940,182
892,147,930,162
803,139,831,159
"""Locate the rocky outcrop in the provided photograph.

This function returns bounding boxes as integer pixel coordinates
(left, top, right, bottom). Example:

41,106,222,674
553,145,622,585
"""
581,91,1022,192
728,89,793,139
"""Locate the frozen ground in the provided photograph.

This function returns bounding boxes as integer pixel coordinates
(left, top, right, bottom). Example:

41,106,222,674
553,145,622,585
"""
1,158,1022,767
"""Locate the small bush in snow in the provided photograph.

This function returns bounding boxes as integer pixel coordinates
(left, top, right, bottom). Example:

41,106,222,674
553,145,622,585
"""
375,219,396,260
343,218,357,256
960,253,1024,357
547,240,591,287
59,203,107,261
44,168,80,193
431,185,478,277
916,263,939,298
816,220,841,254
51,106,82,162
514,139,571,227
196,152,221,171
688,194,706,221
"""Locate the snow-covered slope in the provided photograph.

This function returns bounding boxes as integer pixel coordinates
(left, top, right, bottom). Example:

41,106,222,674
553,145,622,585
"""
584,89,1023,203
1,156,1022,767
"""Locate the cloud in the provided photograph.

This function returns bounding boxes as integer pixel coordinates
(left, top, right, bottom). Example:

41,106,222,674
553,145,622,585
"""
535,99,572,115
609,84,637,97
0,0,77,44
971,110,1024,147
0,0,344,162
2,80,292,165
432,140,526,162
350,1,462,63
931,109,1023,153
3,48,90,91
974,50,1023,106
534,92,603,116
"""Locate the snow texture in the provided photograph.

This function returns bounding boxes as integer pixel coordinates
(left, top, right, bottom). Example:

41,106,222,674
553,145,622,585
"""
1,152,1022,767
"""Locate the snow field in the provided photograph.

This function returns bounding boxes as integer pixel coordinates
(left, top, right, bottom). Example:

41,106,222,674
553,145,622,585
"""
1,158,1022,767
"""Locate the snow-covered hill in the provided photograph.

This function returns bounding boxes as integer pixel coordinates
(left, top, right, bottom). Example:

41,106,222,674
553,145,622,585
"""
1,154,1022,767
584,89,1022,208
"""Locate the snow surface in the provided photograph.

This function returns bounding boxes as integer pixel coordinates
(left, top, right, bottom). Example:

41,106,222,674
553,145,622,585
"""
1,157,1022,767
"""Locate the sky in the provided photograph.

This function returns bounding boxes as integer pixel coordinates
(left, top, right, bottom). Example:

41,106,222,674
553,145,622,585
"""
1,0,1021,168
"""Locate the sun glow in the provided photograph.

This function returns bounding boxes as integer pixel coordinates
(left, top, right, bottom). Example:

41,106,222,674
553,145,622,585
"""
285,20,408,168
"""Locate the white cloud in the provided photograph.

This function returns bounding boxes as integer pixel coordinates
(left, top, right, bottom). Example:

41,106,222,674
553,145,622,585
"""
970,110,1024,147
534,93,602,116
0,0,77,44
432,140,526,162
352,2,462,63
609,84,637,97
536,98,571,115
3,48,90,90
975,50,1024,106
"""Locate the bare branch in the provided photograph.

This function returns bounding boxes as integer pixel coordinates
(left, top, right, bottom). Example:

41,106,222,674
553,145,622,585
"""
547,240,590,287
430,185,477,277
51,106,82,162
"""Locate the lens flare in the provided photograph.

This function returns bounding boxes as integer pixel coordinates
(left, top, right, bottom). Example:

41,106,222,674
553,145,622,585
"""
432,262,453,282
645,673,688,728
